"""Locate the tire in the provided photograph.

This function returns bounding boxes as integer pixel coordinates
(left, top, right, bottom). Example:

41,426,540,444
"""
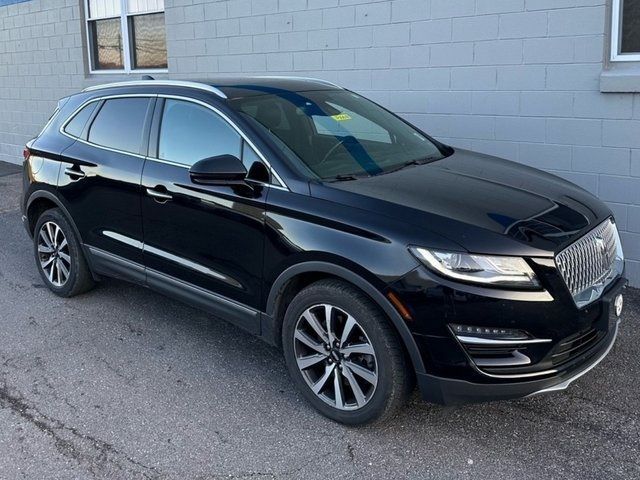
33,208,95,297
282,279,413,425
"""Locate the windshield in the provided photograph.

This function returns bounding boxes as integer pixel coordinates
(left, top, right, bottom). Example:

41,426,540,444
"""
229,89,446,180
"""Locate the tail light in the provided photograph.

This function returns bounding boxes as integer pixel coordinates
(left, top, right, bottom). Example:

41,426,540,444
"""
23,147,31,161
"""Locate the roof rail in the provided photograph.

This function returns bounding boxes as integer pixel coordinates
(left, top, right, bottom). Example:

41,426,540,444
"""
82,80,227,99
252,76,343,89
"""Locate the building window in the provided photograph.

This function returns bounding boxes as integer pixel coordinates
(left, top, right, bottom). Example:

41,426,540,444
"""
611,0,640,61
85,0,167,73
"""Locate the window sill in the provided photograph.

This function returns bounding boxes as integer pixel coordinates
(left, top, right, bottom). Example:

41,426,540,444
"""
88,69,169,75
600,63,640,93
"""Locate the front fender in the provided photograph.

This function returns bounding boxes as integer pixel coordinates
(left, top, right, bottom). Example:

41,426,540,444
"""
265,261,427,376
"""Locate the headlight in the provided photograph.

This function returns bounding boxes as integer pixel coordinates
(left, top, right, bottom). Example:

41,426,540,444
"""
409,247,540,289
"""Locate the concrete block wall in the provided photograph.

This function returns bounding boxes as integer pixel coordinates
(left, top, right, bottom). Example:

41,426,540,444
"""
1,0,639,285
164,0,640,285
0,0,87,164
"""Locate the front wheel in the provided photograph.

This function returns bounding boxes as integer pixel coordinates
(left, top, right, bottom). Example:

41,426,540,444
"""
282,280,413,425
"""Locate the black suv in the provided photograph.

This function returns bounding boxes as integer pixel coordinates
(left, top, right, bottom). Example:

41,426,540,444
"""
22,78,626,424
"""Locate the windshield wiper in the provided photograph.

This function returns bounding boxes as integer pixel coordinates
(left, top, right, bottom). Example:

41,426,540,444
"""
326,174,359,182
383,156,440,175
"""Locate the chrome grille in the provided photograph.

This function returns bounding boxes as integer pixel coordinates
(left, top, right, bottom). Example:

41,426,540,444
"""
555,219,620,302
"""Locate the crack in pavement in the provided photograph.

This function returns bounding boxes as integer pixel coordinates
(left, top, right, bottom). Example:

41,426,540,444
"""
0,381,163,479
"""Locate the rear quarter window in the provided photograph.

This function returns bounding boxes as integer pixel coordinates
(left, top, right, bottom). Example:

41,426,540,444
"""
63,102,98,138
88,98,150,154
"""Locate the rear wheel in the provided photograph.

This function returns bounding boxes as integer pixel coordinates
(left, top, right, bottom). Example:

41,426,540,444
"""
33,208,95,297
282,279,413,425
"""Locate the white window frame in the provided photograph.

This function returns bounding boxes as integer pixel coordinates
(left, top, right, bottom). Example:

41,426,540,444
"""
84,0,168,74
611,0,640,62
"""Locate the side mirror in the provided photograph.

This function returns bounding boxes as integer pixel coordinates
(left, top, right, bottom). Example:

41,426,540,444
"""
189,155,247,185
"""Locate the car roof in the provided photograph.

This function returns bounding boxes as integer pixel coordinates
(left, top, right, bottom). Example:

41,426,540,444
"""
82,76,342,100
205,76,342,98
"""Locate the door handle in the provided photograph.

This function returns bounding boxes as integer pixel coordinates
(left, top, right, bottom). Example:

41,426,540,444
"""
64,166,86,180
146,187,173,202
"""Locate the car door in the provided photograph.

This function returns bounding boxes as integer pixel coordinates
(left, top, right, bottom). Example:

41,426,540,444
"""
141,97,269,334
57,96,155,278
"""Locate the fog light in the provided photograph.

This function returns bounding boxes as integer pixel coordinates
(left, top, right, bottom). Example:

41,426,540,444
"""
449,324,552,345
614,294,624,317
449,324,529,341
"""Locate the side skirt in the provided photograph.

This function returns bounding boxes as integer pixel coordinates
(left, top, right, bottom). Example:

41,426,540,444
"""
85,245,261,336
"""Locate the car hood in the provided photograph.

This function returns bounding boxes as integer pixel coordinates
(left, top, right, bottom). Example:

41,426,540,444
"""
313,149,612,257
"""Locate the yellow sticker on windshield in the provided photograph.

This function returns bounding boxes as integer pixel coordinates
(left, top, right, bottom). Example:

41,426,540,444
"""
331,113,351,122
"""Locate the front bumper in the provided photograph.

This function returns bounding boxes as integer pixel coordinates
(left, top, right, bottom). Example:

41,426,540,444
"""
415,276,626,405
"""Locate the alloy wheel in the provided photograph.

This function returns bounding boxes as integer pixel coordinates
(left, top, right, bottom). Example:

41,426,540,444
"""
293,304,378,411
37,221,71,287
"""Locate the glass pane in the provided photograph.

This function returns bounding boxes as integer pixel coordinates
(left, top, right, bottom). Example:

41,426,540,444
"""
64,102,98,138
88,0,121,19
159,100,241,166
127,0,164,14
130,13,167,69
88,98,150,154
312,103,391,143
621,0,640,54
230,90,443,180
90,18,124,70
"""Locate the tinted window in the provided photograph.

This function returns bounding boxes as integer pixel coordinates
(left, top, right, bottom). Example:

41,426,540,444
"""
88,98,150,154
230,91,444,181
312,104,391,143
158,99,241,166
64,102,98,138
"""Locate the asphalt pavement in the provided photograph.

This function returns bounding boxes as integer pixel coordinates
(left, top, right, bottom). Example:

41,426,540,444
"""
0,165,638,479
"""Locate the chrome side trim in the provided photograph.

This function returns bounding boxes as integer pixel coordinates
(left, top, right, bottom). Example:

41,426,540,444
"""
63,135,148,160
103,230,144,250
527,319,621,396
82,80,228,99
144,244,244,290
456,336,552,346
102,230,244,290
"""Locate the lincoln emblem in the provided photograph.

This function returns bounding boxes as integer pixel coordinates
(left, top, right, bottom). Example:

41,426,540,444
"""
595,236,608,264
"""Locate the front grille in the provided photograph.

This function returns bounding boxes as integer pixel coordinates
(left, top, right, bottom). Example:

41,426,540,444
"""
555,219,621,306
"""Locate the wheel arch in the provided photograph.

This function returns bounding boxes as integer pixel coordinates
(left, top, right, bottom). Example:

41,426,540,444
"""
26,190,100,282
26,190,82,242
264,261,426,376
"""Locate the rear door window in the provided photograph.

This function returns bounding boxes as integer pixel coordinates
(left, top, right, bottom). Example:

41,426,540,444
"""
88,98,150,154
